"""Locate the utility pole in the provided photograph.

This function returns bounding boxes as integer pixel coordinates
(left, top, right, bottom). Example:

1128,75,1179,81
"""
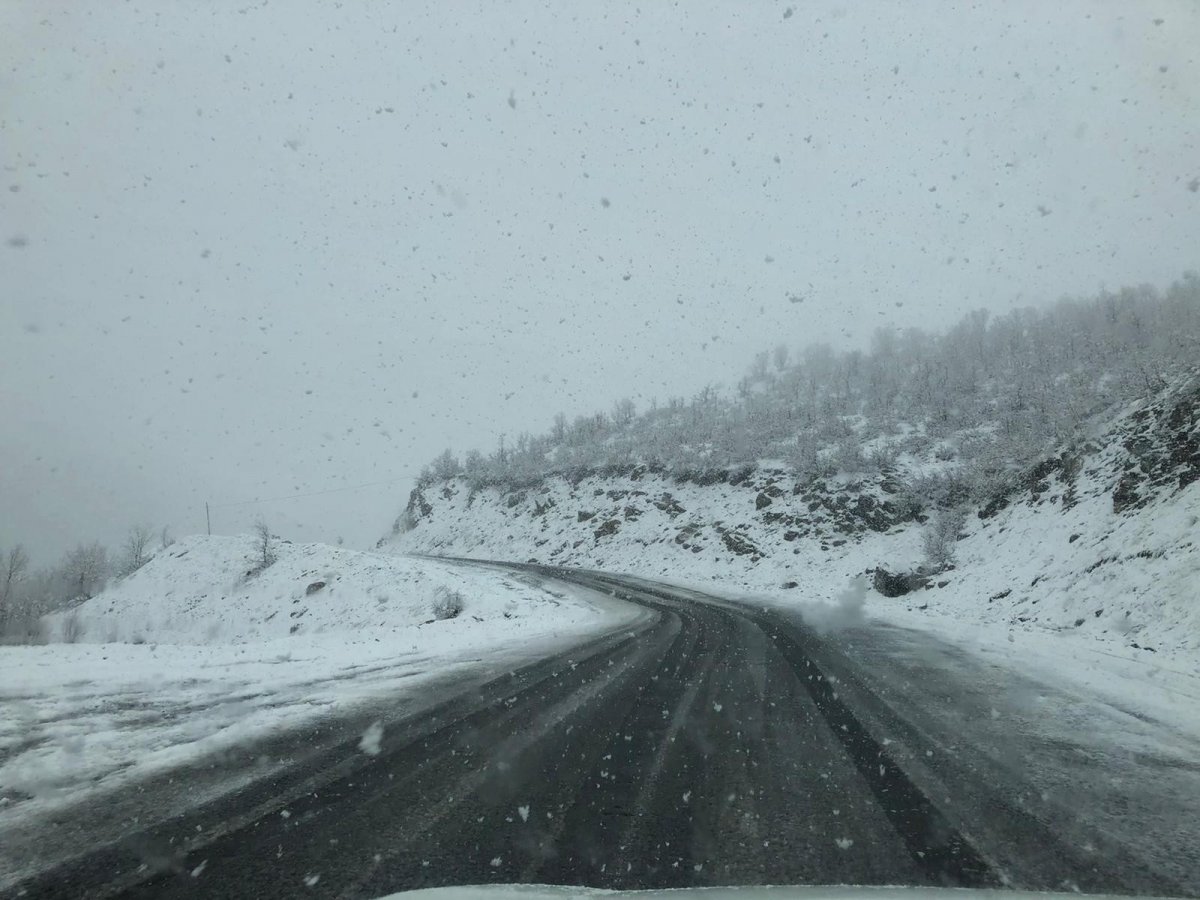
206,502,211,535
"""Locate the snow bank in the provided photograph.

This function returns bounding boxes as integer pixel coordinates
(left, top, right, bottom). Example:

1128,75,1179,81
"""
1,536,643,850
39,533,628,645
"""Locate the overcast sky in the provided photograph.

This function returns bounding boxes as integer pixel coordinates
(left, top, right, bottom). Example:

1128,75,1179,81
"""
2,1,1197,564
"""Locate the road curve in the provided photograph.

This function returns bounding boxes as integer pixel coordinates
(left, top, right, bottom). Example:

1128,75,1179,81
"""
4,565,1193,899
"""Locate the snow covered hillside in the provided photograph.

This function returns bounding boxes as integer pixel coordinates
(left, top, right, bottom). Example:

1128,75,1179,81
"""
39,533,627,645
385,373,1200,662
1,536,642,878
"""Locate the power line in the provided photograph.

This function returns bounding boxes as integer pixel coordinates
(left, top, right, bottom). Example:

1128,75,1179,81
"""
209,476,411,510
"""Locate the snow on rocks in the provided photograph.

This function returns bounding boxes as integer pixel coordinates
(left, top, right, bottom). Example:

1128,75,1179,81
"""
385,377,1200,667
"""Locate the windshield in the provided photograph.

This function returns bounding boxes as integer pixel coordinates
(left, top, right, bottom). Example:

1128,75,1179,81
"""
2,2,1199,899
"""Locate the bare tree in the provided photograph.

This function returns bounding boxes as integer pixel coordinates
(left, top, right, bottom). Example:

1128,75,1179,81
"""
63,542,108,601
1,544,30,630
612,398,636,427
750,350,770,381
772,343,790,372
254,518,277,569
120,525,153,576
160,526,175,550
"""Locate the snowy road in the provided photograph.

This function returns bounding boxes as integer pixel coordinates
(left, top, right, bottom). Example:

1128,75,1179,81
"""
7,566,1199,899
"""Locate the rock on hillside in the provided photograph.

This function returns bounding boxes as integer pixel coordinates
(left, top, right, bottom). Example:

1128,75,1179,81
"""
938,373,1200,651
386,463,922,570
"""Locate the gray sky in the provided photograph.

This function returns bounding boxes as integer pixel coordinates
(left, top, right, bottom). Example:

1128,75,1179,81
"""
2,1,1197,564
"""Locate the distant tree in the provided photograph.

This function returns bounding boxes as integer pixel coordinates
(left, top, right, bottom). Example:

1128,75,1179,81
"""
749,350,770,381
63,542,108,602
2,543,28,591
0,544,30,633
551,412,567,442
612,398,636,427
120,525,153,576
160,526,175,550
430,448,462,481
834,435,867,474
462,449,486,488
788,432,821,479
772,343,790,372
254,518,276,569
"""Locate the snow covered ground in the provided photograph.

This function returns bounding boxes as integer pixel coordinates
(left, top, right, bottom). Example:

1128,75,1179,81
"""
4,373,1197,886
386,379,1200,672
0,535,644,884
388,469,1198,665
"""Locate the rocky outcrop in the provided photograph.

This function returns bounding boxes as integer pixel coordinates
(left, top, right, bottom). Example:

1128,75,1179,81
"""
978,376,1200,522
872,568,930,597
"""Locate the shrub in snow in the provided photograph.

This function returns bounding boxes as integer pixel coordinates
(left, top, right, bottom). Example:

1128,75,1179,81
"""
834,437,867,474
904,470,971,511
865,442,899,472
934,444,957,462
922,506,967,573
432,586,465,620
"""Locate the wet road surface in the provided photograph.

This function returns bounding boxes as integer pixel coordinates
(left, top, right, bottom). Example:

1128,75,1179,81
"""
5,565,1197,898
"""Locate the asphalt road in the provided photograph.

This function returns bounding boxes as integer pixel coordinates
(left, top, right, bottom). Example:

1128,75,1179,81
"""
6,566,1198,899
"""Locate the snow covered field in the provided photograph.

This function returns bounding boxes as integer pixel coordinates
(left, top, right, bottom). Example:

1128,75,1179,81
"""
0,536,644,884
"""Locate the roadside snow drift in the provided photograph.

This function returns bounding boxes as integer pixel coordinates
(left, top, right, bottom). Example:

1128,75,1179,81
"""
40,533,622,645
